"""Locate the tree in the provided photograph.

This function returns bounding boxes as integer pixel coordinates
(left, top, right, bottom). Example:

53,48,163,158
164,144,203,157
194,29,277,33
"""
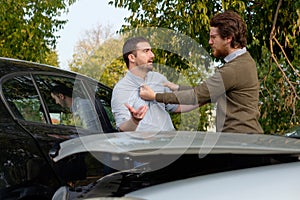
69,24,126,88
0,0,77,64
45,50,59,66
110,0,300,134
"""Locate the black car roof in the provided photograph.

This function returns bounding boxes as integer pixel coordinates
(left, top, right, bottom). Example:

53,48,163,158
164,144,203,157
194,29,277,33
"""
0,57,111,90
0,57,69,75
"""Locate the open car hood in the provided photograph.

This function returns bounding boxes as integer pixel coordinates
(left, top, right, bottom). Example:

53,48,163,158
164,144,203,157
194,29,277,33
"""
52,131,300,162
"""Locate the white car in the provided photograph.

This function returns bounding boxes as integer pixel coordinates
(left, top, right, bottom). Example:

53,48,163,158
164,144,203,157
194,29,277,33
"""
52,131,300,200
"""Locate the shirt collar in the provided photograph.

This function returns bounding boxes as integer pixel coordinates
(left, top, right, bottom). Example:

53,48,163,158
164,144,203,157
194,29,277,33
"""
224,47,247,63
127,70,146,84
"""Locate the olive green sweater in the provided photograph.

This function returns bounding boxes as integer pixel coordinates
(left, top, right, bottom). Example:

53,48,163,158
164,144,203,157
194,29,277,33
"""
156,52,263,134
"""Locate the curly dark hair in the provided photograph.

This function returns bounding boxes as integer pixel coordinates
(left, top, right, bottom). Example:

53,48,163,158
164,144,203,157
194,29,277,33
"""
210,10,247,48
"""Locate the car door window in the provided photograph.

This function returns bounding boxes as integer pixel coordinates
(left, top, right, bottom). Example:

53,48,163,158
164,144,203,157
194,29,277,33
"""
34,75,76,127
89,82,116,132
2,75,46,123
34,75,103,132
2,73,115,133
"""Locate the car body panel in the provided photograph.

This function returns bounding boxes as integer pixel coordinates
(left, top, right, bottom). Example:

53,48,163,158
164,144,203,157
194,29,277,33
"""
51,131,300,199
53,131,300,163
126,161,300,200
0,104,60,199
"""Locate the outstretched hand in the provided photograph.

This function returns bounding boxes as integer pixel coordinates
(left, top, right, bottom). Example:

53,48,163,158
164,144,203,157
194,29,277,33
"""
125,103,148,123
163,81,179,91
139,84,156,100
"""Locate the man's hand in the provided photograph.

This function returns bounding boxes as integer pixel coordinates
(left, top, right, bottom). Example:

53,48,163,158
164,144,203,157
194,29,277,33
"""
125,103,148,124
139,84,156,100
163,81,179,91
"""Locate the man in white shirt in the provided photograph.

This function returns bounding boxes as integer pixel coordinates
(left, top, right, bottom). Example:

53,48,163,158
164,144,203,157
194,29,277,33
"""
111,37,198,132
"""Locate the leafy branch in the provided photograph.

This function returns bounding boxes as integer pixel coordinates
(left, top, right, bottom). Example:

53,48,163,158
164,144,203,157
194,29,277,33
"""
269,0,299,120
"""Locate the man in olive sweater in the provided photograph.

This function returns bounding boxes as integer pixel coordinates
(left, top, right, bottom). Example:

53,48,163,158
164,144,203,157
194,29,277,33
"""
140,10,263,134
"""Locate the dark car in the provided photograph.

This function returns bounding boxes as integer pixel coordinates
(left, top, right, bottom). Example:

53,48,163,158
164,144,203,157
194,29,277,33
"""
52,131,300,200
0,57,117,199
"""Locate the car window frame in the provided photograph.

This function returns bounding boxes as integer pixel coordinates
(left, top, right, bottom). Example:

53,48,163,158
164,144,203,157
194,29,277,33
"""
0,71,116,133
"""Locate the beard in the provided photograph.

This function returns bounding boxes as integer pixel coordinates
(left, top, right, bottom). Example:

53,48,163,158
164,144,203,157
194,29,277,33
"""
211,43,230,58
212,48,228,58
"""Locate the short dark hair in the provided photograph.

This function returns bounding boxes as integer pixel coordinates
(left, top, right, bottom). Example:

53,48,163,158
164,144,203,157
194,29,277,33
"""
122,36,150,68
50,84,73,98
210,10,247,48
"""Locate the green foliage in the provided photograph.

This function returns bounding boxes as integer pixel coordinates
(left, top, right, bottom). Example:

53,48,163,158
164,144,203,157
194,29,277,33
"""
111,0,300,134
45,50,59,66
0,0,77,63
14,99,44,123
69,24,127,88
171,104,215,131
248,0,300,134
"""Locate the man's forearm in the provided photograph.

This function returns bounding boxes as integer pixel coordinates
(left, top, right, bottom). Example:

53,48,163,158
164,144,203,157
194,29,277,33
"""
119,118,139,132
178,85,193,90
156,89,198,105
